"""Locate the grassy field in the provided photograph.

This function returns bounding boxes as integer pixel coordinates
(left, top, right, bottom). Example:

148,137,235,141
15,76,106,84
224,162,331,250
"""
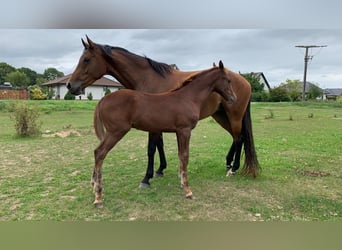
0,100,341,221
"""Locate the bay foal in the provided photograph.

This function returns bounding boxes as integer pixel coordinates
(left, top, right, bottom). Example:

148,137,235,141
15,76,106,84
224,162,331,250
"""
91,61,236,207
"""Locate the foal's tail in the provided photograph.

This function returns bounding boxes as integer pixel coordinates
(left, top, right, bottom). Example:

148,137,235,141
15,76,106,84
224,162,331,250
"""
94,101,106,141
241,100,260,178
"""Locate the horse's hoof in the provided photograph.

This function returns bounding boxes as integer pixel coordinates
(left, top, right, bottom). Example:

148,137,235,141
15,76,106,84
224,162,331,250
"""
155,172,164,178
226,169,236,177
185,192,193,199
94,202,103,209
139,182,151,189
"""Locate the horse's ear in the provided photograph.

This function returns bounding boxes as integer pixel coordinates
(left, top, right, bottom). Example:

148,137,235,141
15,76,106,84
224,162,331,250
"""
219,60,224,69
81,38,89,49
213,62,217,67
86,35,95,49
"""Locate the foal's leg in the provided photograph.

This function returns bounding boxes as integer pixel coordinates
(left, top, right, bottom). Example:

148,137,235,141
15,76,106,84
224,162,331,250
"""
92,131,127,208
176,129,192,198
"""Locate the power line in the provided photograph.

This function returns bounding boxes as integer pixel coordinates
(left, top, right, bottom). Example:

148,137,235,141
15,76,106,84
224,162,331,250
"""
295,45,327,101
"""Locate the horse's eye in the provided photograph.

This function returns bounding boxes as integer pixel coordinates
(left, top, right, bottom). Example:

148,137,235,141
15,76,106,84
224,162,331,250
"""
84,57,90,63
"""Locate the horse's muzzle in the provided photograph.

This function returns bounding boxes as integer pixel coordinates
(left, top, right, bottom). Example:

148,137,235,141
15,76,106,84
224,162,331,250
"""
66,82,82,95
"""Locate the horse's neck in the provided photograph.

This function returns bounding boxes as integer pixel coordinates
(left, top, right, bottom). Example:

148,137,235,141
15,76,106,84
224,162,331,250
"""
177,73,217,105
106,50,162,91
106,49,201,92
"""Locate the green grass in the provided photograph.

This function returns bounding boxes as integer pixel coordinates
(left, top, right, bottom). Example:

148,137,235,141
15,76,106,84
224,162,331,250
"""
0,100,341,221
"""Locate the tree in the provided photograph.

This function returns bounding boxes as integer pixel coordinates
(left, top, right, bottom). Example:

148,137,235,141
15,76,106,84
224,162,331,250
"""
241,73,268,101
36,75,48,86
269,86,291,102
18,67,38,86
281,79,301,102
5,71,30,88
43,67,64,81
0,62,16,84
308,84,322,100
241,73,265,93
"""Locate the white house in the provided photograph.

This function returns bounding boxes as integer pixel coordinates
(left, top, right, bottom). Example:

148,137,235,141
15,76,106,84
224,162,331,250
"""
42,74,123,100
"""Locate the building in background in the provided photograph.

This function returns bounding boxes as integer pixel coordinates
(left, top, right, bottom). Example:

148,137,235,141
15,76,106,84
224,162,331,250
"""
42,74,123,100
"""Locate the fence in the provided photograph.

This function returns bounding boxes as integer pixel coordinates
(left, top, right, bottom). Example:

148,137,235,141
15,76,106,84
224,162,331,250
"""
0,89,29,100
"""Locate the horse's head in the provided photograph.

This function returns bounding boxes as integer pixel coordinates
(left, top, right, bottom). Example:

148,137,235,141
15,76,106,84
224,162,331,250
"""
214,60,237,104
67,36,108,95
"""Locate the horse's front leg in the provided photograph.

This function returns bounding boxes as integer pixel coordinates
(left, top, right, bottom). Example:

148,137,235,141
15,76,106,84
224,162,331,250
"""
176,129,192,198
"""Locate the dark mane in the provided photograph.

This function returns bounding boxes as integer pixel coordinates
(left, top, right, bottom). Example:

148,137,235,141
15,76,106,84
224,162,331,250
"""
145,57,172,78
99,44,172,78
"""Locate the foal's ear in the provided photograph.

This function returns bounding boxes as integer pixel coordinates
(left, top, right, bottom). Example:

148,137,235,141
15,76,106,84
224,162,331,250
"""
219,60,224,69
81,38,89,49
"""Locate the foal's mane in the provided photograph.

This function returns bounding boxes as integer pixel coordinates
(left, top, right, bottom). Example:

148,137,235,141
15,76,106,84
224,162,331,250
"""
171,67,218,92
99,44,172,78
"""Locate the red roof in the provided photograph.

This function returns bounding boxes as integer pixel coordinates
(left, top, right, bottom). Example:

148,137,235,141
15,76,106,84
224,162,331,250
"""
42,74,122,88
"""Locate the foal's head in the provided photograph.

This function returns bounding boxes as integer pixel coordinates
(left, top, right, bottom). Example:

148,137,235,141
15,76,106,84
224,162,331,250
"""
67,36,108,95
210,60,237,104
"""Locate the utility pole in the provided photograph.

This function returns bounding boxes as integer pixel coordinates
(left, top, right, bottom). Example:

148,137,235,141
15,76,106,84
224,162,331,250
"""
295,45,327,101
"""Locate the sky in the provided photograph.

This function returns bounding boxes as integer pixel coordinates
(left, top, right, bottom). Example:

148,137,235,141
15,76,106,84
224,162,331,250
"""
1,29,341,89
1,1,342,89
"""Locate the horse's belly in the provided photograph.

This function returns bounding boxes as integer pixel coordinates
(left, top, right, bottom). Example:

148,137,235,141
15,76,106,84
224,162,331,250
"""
132,118,176,133
131,115,197,133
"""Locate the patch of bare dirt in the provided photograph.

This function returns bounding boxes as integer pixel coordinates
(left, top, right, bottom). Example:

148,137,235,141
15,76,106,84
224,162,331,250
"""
297,170,330,177
42,130,81,138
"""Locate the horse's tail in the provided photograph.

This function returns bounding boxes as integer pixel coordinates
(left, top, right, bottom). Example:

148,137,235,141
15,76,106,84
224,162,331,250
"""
241,100,260,178
94,100,106,141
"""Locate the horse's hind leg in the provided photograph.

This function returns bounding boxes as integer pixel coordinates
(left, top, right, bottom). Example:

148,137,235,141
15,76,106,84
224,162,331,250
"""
141,132,167,188
140,133,157,187
92,131,127,208
226,117,244,176
155,133,167,176
226,142,235,173
226,136,243,176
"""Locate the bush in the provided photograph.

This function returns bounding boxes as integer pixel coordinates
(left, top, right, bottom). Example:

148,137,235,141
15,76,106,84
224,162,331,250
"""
251,91,269,102
337,95,342,103
104,88,111,96
64,91,76,100
11,103,42,137
87,92,93,100
269,87,291,102
30,87,48,100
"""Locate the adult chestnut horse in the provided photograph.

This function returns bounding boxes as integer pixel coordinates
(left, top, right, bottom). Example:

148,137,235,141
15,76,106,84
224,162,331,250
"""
91,61,235,207
67,36,260,186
